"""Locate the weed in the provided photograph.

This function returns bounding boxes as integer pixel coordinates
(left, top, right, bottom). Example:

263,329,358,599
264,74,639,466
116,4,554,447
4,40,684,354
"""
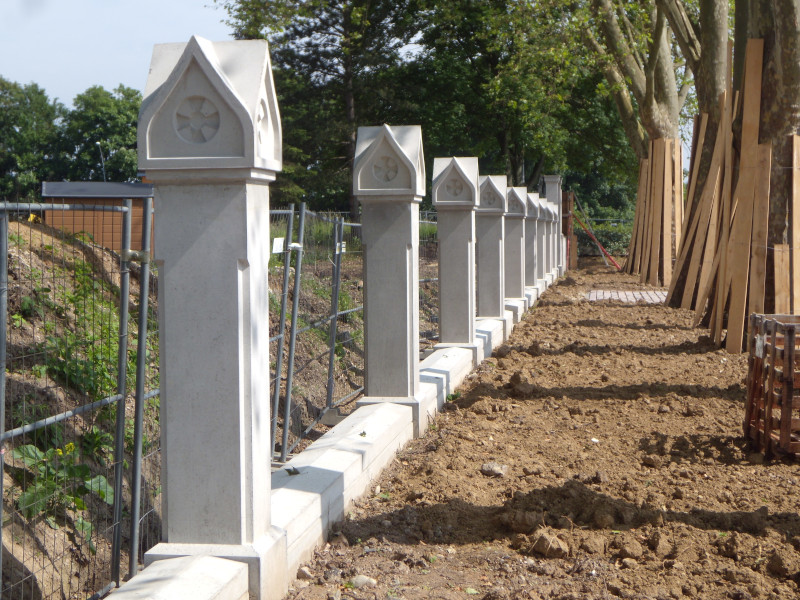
11,402,64,450
80,426,114,466
11,442,113,552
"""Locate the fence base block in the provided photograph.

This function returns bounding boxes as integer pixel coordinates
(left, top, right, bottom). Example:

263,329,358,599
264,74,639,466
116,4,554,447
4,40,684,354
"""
524,286,539,308
475,318,508,356
143,530,288,600
356,396,430,438
110,555,249,600
504,299,528,323
434,342,482,369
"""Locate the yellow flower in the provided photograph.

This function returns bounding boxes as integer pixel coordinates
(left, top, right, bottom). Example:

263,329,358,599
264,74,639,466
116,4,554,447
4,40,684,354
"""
65,442,75,454
55,448,63,456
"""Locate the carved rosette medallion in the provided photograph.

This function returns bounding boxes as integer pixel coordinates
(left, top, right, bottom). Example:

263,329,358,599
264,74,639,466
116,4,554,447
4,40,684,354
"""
445,178,464,198
373,156,399,182
481,188,496,206
175,96,220,144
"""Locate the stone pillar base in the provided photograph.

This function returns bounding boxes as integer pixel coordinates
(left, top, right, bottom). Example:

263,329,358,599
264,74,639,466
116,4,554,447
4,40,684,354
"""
504,298,528,323
356,396,427,437
434,342,482,368
144,528,288,600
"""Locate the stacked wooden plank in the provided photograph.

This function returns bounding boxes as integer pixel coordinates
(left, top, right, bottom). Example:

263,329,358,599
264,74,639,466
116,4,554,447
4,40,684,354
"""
667,39,783,353
624,138,683,286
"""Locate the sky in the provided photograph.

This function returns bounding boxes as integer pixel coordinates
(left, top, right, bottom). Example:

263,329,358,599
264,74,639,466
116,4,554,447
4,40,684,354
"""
0,0,235,107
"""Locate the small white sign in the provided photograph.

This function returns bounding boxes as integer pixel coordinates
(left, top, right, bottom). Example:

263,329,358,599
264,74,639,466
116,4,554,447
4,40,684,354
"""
272,237,285,254
341,241,347,254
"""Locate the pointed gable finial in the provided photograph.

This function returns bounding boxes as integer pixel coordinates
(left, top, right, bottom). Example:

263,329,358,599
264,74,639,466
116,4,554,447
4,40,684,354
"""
432,157,478,209
138,36,281,174
526,192,540,216
506,187,528,217
478,175,507,213
353,124,424,199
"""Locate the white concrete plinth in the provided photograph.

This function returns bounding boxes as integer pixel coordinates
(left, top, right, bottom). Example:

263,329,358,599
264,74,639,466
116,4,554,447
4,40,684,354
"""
271,403,413,572
144,532,287,600
423,345,479,398
525,193,540,288
111,555,248,600
354,125,424,402
138,36,284,600
504,187,527,300
524,286,539,308
433,157,478,347
504,299,527,323
476,176,507,320
475,318,507,357
543,175,563,275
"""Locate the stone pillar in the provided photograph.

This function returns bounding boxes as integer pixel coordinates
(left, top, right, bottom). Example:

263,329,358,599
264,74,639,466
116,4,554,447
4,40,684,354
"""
352,125,426,435
535,198,546,285
550,203,558,280
138,37,286,599
543,175,563,276
525,193,540,288
475,176,507,318
504,187,527,301
432,157,479,362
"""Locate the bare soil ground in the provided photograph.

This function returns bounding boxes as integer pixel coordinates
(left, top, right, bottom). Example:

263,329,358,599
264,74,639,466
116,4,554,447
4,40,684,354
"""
286,258,800,600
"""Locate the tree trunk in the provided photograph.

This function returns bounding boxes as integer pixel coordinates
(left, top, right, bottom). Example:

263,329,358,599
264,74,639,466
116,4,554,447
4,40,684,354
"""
749,0,800,311
664,0,728,307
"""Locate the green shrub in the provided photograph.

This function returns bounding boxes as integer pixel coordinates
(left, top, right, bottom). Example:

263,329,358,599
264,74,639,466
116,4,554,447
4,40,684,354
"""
576,220,631,257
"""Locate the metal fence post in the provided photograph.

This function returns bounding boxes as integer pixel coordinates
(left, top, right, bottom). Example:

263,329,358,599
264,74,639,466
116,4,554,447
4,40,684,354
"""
128,196,153,578
270,205,294,461
325,219,344,409
111,199,133,584
281,202,306,462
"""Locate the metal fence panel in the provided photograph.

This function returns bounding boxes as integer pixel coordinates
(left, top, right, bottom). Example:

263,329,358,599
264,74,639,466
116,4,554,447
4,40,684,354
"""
0,202,160,599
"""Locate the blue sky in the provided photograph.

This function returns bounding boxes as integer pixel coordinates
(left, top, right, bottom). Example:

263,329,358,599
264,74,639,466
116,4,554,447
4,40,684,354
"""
0,0,234,106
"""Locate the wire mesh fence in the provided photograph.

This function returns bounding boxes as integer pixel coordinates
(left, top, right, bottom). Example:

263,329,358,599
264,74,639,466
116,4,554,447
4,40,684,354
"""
268,206,366,461
1,199,439,597
0,201,159,600
268,205,440,460
419,211,439,350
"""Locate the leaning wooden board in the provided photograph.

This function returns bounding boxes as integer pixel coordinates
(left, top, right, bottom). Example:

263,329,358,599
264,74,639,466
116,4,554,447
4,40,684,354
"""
725,38,764,353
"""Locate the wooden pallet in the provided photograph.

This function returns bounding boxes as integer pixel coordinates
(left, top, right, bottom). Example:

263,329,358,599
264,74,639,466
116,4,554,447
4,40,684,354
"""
745,314,800,456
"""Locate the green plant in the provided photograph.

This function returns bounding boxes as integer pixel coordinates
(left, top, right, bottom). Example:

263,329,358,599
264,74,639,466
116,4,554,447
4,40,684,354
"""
19,295,43,320
11,401,64,450
11,442,113,552
9,232,25,246
10,313,28,328
576,220,632,257
80,426,114,465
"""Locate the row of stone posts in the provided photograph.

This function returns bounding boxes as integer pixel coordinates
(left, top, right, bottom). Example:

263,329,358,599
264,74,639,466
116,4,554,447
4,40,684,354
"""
131,38,563,600
353,125,562,433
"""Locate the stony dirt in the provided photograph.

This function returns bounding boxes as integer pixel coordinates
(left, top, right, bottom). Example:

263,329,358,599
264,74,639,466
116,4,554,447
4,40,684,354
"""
285,259,800,600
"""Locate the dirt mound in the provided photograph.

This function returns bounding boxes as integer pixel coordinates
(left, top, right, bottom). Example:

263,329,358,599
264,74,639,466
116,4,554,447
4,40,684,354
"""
285,259,800,600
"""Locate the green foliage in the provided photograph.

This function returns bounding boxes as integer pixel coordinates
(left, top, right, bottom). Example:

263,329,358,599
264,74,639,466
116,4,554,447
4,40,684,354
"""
11,442,113,552
576,221,632,257
0,77,64,200
11,402,64,450
53,85,141,183
79,426,114,466
41,259,119,397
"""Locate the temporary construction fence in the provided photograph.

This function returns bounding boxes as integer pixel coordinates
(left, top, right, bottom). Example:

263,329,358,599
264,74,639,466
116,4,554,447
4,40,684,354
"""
0,198,440,597
268,204,440,462
268,205,365,462
0,199,160,600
